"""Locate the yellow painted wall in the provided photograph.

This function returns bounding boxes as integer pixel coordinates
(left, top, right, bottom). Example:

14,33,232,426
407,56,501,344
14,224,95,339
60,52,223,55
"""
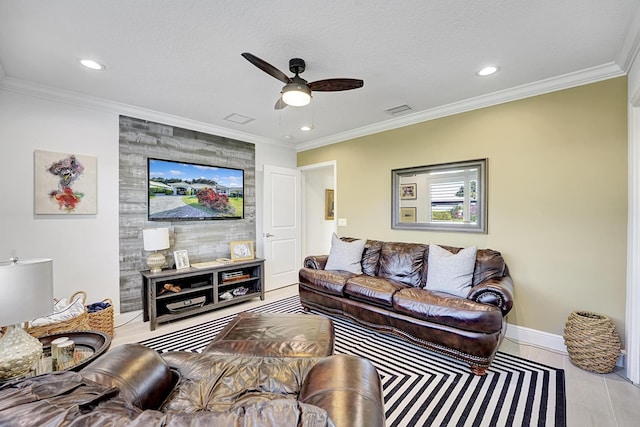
298,77,628,338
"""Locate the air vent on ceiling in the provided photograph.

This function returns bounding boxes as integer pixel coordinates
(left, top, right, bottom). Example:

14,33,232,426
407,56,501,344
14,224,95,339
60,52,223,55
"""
224,113,254,125
384,104,413,116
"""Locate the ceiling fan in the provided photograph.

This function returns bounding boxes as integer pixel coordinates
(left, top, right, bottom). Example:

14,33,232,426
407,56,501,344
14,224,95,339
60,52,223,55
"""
241,52,364,109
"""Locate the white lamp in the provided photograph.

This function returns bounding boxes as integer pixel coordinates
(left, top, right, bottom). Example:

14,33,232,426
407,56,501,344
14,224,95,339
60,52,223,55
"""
281,83,311,107
143,228,170,273
0,257,54,379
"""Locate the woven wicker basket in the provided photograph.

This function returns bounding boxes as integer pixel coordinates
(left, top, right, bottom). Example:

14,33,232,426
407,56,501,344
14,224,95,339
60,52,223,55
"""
87,298,114,338
27,291,90,338
563,310,621,374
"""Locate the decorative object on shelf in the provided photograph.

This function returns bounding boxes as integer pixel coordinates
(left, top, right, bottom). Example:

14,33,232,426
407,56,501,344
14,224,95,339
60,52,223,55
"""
221,271,250,283
143,227,170,273
232,286,249,296
159,283,182,295
0,257,54,380
220,291,234,300
230,241,254,262
166,296,206,313
325,189,334,220
173,250,190,270
34,150,97,214
563,310,621,373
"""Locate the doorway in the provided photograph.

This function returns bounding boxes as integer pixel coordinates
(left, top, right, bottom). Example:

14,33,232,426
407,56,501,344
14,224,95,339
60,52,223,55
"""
300,161,337,260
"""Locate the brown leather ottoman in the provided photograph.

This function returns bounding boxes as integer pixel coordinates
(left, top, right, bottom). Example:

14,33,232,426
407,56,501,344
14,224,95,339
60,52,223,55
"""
204,312,334,357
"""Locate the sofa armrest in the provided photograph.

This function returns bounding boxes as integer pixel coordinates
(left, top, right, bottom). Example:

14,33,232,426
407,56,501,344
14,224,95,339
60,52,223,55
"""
304,255,329,270
81,343,175,410
468,273,514,316
299,354,385,427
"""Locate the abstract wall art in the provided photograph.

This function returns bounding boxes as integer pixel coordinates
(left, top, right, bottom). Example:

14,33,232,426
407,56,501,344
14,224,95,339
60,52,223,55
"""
34,150,97,214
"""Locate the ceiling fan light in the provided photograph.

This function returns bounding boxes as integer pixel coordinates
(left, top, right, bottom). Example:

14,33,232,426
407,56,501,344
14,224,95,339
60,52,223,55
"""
282,83,311,107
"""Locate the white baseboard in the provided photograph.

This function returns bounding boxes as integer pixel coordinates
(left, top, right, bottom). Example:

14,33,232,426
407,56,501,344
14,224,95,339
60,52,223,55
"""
505,323,568,354
505,323,625,368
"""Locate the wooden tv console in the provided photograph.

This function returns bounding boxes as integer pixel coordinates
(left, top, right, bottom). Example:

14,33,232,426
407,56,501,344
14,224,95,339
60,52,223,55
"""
141,258,264,330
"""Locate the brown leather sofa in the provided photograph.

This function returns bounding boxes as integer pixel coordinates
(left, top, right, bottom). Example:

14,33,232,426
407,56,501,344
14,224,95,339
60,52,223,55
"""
299,239,514,375
0,343,385,427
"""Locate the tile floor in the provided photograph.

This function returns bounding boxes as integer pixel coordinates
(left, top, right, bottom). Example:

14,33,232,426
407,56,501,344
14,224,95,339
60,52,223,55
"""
112,285,640,427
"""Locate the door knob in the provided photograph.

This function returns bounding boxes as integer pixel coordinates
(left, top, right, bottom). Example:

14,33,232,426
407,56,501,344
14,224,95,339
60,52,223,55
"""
265,233,274,237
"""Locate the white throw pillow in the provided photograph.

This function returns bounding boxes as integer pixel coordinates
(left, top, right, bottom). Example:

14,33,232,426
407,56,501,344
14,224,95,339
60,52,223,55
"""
324,233,366,274
425,244,477,297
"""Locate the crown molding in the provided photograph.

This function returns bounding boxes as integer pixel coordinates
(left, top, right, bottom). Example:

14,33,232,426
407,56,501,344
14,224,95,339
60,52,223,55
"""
296,62,626,152
1,63,626,155
0,77,294,150
616,2,640,72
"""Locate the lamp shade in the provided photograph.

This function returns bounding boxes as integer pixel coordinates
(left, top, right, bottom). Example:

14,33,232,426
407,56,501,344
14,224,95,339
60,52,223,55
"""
0,258,53,326
143,228,170,251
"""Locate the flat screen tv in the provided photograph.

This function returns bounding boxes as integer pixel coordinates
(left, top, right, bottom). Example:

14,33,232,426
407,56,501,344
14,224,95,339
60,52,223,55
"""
148,158,244,221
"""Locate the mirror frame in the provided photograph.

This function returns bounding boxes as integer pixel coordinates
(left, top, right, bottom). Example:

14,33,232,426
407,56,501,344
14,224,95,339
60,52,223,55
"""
391,158,487,233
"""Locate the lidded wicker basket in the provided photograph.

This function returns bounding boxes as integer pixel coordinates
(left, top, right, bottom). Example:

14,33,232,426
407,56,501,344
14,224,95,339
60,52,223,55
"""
563,310,621,374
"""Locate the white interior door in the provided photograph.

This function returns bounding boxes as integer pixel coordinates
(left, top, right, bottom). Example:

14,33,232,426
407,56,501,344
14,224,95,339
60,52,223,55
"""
263,164,301,291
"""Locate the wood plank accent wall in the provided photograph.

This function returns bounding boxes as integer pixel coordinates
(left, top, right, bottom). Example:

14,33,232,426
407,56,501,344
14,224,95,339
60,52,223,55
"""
119,116,256,313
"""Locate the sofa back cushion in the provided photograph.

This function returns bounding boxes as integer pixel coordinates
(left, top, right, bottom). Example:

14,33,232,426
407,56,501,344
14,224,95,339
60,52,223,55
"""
377,242,427,287
472,249,507,285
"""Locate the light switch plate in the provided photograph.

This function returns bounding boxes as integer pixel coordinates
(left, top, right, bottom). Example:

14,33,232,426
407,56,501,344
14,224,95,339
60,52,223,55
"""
338,218,347,227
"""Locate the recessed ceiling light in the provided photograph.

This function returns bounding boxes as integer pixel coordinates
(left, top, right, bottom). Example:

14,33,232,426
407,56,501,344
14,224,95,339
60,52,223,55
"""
80,59,106,70
477,65,499,76
300,125,314,132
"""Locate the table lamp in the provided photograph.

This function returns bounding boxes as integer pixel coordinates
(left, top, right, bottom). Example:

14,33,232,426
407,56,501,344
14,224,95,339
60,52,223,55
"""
143,228,170,273
0,257,54,380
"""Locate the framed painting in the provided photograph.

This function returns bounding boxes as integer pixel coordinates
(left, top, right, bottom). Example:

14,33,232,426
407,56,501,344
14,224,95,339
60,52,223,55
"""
34,150,97,214
325,189,335,220
400,207,416,223
400,183,417,200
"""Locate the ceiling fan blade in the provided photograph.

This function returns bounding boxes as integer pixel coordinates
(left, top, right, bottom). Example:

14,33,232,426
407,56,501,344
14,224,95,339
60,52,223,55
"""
274,97,287,110
309,78,364,92
241,52,291,84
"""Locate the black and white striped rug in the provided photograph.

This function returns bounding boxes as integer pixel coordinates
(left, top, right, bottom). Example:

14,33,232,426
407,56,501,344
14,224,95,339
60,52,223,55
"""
140,295,566,427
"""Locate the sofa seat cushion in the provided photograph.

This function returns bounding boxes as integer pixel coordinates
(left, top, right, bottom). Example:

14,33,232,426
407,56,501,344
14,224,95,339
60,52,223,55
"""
344,276,407,307
392,288,503,334
161,352,321,413
299,267,355,296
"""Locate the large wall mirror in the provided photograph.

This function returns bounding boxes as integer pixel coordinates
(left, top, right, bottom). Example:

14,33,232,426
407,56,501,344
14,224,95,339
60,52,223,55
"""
392,159,487,233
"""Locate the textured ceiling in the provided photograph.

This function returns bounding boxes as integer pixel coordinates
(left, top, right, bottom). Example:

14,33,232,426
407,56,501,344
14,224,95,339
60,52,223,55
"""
0,0,638,150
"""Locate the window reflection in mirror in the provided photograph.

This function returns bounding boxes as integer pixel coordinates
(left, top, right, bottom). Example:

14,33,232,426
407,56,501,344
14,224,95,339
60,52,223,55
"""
392,159,487,233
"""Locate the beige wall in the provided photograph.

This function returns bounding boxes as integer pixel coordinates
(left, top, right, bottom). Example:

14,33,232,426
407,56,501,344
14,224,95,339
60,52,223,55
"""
298,77,628,339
